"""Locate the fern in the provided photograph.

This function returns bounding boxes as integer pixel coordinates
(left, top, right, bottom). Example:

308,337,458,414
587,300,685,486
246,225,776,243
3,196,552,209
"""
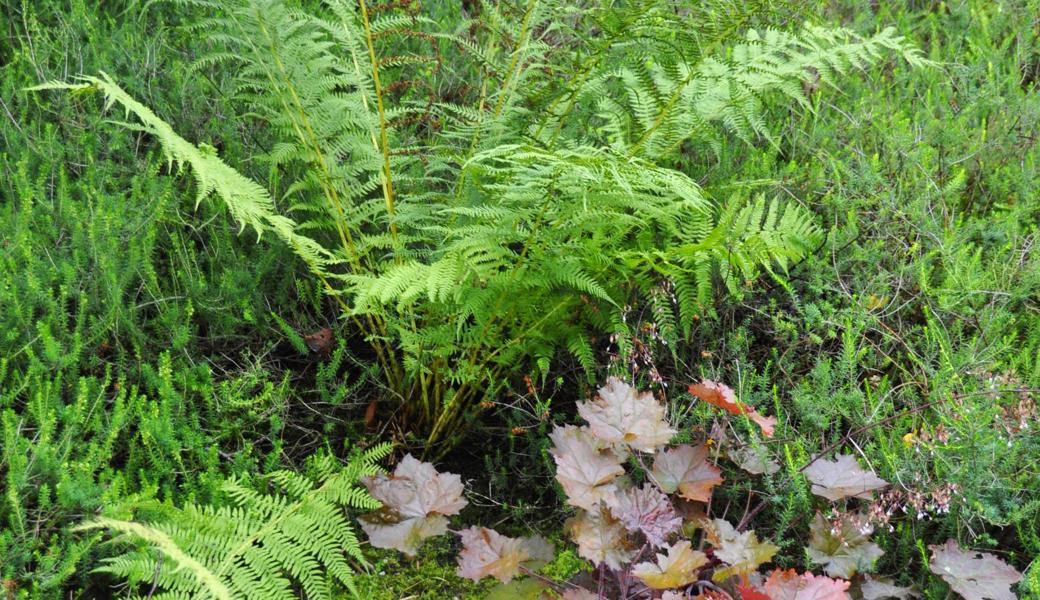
33,0,926,455
79,444,392,600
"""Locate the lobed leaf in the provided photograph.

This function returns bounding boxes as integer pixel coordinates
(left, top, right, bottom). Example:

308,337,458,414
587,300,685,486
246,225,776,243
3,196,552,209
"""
606,484,682,547
702,518,778,581
456,527,553,583
632,541,708,589
763,569,851,600
549,425,625,511
807,513,884,578
358,454,466,556
861,576,920,600
802,454,888,501
651,444,724,503
579,377,677,452
689,380,775,437
566,507,638,570
928,539,1022,600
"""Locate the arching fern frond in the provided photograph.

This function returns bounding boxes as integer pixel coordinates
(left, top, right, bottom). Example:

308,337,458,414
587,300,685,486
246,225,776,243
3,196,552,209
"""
28,74,332,270
585,25,931,159
77,444,391,600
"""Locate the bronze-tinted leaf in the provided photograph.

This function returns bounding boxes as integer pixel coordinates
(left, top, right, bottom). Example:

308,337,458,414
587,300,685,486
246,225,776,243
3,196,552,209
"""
763,569,851,600
702,518,778,581
606,483,682,547
632,541,708,589
361,454,467,518
651,444,723,503
807,513,884,578
549,425,625,510
456,527,554,583
579,377,676,452
729,444,780,476
928,539,1022,600
358,513,448,557
802,454,888,501
861,576,920,599
566,507,638,570
358,454,466,556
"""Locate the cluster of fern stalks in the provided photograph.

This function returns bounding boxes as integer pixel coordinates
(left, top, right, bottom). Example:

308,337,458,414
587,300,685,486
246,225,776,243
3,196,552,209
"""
36,0,924,458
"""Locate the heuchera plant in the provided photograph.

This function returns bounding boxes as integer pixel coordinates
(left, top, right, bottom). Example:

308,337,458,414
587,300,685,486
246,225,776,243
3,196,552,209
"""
357,378,1023,600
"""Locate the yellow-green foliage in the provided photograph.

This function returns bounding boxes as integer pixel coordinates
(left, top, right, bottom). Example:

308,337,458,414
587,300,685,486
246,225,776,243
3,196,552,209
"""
83,445,391,600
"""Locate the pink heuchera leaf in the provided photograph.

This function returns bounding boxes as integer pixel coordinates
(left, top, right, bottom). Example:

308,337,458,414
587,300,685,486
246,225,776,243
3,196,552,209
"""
807,512,884,578
578,377,676,452
456,527,554,583
362,454,467,518
688,380,775,437
763,569,851,600
802,454,889,501
550,425,625,510
632,540,708,589
861,575,920,599
606,483,682,547
736,583,771,600
358,454,467,556
359,515,448,557
566,507,637,569
651,444,724,502
702,518,778,581
928,539,1022,600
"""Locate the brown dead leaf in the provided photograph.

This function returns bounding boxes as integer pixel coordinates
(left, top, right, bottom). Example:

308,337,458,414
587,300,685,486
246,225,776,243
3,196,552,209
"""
304,327,334,354
689,380,775,437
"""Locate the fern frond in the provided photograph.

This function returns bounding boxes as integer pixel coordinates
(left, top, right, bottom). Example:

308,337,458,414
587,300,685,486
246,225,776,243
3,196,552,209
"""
77,451,385,600
29,75,331,270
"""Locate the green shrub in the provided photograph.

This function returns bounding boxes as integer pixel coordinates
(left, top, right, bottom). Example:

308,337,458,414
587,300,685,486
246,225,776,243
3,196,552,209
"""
35,0,929,457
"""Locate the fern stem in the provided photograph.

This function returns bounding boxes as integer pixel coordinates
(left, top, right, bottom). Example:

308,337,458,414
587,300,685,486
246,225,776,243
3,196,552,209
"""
424,297,569,453
357,0,400,244
490,0,539,119
250,9,403,388
80,519,234,600
250,10,365,272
